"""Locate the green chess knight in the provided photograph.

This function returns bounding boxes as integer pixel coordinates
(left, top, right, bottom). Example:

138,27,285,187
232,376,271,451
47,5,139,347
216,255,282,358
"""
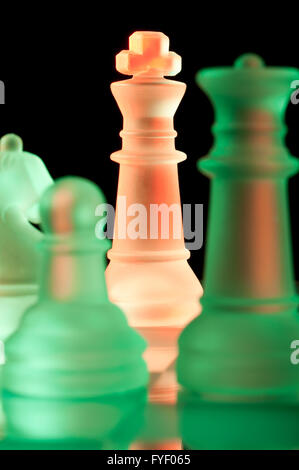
0,134,53,348
0,133,53,434
178,55,299,400
2,176,148,403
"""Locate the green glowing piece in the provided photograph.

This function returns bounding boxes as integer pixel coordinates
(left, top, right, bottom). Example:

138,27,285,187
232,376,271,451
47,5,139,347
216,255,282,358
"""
0,134,53,346
2,176,148,400
178,55,299,399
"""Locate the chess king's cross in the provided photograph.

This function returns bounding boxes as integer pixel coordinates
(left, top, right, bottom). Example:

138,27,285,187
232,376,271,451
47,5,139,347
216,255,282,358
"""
116,31,181,77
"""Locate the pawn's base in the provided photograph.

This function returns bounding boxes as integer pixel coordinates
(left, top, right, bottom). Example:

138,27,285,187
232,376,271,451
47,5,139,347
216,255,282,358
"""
2,388,147,443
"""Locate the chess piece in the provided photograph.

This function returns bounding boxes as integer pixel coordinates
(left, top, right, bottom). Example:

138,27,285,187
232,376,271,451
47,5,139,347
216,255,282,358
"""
2,177,148,402
178,55,299,400
106,32,203,384
0,134,52,355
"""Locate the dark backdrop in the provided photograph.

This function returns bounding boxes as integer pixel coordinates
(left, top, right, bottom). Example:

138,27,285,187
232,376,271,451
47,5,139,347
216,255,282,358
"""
1,7,298,280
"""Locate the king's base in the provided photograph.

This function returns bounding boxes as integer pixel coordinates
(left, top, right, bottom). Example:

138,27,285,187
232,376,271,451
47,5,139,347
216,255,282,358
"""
136,325,184,404
148,358,179,405
109,290,201,404
106,258,202,333
178,391,299,450
118,299,201,372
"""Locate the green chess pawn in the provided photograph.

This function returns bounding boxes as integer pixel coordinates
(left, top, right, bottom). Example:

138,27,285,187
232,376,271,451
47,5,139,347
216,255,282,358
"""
177,55,299,400
2,176,148,402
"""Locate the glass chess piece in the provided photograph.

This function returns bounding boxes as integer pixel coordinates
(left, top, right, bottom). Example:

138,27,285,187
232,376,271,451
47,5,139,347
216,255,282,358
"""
0,134,53,351
2,176,148,409
106,31,202,401
0,133,53,434
178,55,299,403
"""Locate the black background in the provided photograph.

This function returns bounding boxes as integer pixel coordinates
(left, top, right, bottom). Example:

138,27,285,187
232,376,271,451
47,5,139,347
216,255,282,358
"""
1,6,299,280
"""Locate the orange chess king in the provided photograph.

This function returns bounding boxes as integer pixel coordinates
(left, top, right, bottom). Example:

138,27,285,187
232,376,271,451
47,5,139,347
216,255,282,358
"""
105,31,203,396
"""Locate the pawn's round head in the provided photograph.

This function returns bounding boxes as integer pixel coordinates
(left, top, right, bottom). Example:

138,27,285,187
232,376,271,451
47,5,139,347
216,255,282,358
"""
234,53,265,69
40,176,106,238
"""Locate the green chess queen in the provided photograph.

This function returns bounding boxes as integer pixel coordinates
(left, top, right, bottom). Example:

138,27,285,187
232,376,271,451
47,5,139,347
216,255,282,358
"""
178,54,299,400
